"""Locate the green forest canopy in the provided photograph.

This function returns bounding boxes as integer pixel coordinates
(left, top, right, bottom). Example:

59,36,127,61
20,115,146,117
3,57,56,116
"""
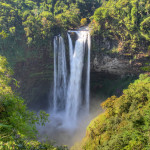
0,0,101,45
0,0,150,149
0,0,149,54
91,0,150,53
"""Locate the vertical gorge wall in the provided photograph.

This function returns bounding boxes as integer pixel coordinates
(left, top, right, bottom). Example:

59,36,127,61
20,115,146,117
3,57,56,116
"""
11,32,149,110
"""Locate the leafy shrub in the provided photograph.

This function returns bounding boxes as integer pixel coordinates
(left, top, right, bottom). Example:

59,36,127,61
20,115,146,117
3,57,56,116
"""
80,18,87,26
81,74,150,150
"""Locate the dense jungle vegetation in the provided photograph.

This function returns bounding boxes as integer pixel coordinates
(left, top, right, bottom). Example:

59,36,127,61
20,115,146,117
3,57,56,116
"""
91,0,150,55
0,0,150,149
72,74,150,150
0,0,101,47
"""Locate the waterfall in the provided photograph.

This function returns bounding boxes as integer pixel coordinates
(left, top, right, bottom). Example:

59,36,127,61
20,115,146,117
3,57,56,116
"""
53,31,91,126
85,33,91,112
53,36,67,112
53,36,57,112
67,33,73,69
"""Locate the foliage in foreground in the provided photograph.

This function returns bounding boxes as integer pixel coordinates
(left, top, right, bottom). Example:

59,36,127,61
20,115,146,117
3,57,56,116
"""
73,74,150,150
0,55,68,150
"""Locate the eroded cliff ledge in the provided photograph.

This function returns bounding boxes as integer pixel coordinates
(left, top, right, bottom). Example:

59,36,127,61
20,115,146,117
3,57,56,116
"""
90,36,149,77
91,54,131,76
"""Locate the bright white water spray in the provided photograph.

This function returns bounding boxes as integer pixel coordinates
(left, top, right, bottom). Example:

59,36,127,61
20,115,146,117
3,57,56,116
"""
85,32,91,112
53,36,67,112
53,30,91,127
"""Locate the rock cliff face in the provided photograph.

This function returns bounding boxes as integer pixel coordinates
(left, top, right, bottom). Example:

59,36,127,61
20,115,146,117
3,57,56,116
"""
89,35,150,96
90,36,131,81
91,55,131,76
13,45,54,111
90,35,149,78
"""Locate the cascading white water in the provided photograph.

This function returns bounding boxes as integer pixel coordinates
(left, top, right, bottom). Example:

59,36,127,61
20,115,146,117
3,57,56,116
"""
53,36,57,112
53,30,91,127
65,31,90,124
53,36,67,112
67,33,73,69
85,33,91,112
